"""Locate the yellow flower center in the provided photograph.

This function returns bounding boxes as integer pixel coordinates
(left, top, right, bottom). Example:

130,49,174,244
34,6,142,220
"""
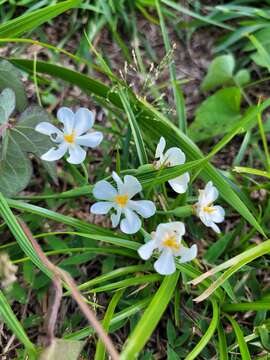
203,205,215,214
114,194,129,208
64,132,75,144
162,234,180,250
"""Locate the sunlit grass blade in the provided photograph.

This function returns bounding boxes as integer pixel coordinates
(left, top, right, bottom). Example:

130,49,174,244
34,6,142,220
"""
64,264,151,296
120,271,179,359
234,166,270,179
0,0,80,38
191,239,270,302
225,314,251,360
95,290,124,360
185,299,219,360
0,290,37,359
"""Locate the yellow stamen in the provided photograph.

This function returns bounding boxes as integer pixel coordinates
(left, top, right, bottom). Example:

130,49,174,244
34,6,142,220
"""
64,132,75,144
162,234,180,250
203,206,215,214
115,194,128,208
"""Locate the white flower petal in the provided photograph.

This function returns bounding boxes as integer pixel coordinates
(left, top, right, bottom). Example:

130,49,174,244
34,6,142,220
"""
76,132,103,148
40,143,67,161
112,171,125,194
67,145,86,164
123,175,142,198
138,240,157,260
35,122,63,143
155,222,185,245
74,108,94,135
154,249,176,275
210,222,221,234
120,208,141,234
93,180,117,200
177,244,197,263
57,107,74,133
210,205,225,223
155,137,166,159
128,200,156,218
164,147,186,166
111,207,121,228
203,181,219,204
90,201,114,214
168,172,190,194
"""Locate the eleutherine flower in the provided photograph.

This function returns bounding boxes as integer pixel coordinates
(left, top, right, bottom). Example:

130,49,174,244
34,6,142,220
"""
138,222,197,275
155,137,190,193
90,172,156,234
195,181,225,233
35,107,103,164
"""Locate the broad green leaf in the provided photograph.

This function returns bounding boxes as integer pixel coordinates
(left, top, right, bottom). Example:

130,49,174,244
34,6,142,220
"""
11,105,57,183
188,87,242,142
0,289,37,358
120,272,179,359
201,54,235,91
0,0,80,38
0,134,32,197
0,60,27,111
39,338,85,360
0,88,15,124
234,69,250,86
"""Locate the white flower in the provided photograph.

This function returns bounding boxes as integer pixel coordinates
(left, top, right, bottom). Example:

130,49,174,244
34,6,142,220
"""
195,181,225,234
138,222,197,275
35,107,103,164
90,172,156,234
155,137,190,193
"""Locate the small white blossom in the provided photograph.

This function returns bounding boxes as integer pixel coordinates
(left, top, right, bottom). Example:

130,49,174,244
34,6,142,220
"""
195,181,225,234
90,172,156,234
138,222,197,275
155,137,190,193
35,107,103,164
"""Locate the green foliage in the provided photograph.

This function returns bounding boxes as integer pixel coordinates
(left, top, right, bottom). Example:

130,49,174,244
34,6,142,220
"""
0,60,27,111
1,2,270,359
201,54,250,91
189,87,242,142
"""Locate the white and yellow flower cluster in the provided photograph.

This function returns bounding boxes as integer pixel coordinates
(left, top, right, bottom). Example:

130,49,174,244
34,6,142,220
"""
36,108,225,275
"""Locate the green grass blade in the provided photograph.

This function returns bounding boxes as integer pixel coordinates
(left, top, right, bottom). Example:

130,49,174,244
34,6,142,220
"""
185,299,219,360
156,0,186,132
95,290,124,360
222,301,270,312
217,323,229,360
0,0,80,38
193,240,270,302
0,290,36,358
225,315,251,360
119,89,148,165
0,193,51,277
120,271,179,359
